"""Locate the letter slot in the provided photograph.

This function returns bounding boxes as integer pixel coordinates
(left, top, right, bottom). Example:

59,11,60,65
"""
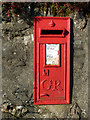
40,29,65,37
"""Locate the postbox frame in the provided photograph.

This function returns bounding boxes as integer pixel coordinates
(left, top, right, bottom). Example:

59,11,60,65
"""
34,16,70,105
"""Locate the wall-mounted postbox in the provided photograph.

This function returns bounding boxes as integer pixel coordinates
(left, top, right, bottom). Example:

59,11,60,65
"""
34,17,70,105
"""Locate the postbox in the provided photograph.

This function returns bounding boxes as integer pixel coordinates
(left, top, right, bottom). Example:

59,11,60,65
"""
34,17,70,105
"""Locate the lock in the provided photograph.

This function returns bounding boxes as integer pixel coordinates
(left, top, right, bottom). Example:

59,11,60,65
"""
43,69,49,76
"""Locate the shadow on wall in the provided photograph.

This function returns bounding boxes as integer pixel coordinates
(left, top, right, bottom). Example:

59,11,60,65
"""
70,18,74,104
0,17,2,23
18,3,44,26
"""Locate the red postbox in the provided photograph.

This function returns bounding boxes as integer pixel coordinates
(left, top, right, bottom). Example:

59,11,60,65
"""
34,17,70,105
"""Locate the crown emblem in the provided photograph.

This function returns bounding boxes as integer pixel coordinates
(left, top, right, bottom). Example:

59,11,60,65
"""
49,20,55,27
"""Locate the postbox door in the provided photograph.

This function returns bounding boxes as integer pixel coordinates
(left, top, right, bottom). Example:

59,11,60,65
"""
39,43,66,100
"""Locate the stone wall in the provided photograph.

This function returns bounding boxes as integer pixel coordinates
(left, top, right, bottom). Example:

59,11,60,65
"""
2,11,88,119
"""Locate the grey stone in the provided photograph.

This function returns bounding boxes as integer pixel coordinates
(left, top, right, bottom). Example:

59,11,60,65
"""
71,114,79,119
73,12,87,30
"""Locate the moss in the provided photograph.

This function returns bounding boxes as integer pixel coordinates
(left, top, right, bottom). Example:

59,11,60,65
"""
51,4,56,16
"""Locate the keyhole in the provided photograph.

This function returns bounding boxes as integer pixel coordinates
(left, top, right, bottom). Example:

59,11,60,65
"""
44,69,47,74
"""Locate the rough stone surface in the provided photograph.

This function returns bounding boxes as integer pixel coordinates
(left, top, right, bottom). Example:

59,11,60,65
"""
2,11,88,119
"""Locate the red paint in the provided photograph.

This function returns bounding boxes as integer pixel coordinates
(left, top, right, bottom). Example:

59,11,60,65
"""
34,17,70,105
